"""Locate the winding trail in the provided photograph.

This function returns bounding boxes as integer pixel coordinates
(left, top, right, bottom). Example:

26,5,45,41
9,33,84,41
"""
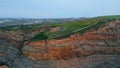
50,22,99,39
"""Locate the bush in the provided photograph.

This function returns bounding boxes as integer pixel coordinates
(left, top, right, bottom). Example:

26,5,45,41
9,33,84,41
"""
32,32,49,41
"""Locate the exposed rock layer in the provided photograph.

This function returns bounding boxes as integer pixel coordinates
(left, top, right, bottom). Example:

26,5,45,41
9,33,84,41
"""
0,21,120,68
23,21,120,60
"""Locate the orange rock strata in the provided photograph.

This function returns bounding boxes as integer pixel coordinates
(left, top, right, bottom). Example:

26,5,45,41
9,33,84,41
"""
23,21,120,60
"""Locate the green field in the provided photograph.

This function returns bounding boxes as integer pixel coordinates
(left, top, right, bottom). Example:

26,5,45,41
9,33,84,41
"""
34,15,120,40
0,15,120,41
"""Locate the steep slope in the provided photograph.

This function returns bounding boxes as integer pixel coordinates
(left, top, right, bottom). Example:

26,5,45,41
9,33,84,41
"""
23,21,120,60
0,26,51,68
0,16,120,68
19,21,120,68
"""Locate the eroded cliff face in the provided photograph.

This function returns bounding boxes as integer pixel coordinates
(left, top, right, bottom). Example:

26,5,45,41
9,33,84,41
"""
23,21,120,60
0,21,120,68
0,39,19,68
0,26,50,68
0,26,50,42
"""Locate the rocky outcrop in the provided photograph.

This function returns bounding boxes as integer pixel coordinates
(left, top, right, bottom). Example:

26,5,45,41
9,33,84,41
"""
0,26,51,42
12,55,120,68
23,21,120,60
0,27,50,68
50,27,65,32
0,39,19,68
0,21,120,68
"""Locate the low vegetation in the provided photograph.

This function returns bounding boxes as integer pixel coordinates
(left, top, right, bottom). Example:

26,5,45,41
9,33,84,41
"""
0,15,120,41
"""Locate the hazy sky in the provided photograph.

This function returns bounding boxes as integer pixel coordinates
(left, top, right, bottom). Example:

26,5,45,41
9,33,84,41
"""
0,0,120,18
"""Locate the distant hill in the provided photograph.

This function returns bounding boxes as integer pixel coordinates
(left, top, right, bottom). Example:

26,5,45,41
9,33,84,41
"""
0,18,86,27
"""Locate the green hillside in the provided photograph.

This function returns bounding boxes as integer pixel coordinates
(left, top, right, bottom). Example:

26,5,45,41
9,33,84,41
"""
0,15,120,41
32,15,120,41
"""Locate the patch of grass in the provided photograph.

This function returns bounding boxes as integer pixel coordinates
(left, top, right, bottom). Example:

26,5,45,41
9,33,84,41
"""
31,32,49,41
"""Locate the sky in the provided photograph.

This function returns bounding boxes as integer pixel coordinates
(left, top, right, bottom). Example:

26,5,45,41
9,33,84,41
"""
0,0,120,18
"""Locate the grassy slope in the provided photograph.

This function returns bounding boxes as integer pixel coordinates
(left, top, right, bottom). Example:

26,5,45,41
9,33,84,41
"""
44,15,120,39
40,15,120,40
46,19,97,39
0,15,120,41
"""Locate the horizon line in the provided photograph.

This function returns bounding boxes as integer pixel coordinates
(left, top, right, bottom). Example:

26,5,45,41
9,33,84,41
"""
0,15,120,19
